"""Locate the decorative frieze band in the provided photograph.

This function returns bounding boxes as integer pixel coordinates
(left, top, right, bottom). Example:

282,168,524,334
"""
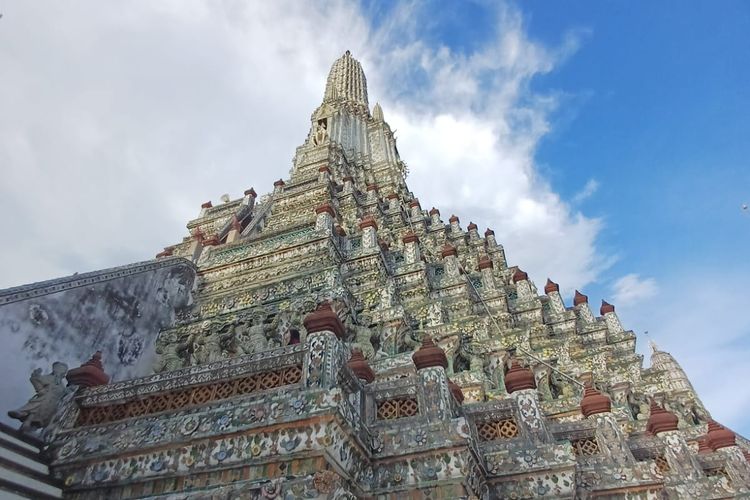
76,365,303,427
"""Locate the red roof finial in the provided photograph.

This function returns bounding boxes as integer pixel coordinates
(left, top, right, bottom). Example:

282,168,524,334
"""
359,215,378,230
580,382,611,418
402,232,419,244
707,420,736,450
646,401,679,435
600,300,615,315
512,269,528,283
544,278,559,294
504,359,536,393
441,243,458,258
412,336,448,370
302,302,346,339
478,255,493,270
348,349,375,384
66,352,110,388
573,290,588,306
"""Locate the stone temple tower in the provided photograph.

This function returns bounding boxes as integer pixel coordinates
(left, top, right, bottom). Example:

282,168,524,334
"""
3,51,750,499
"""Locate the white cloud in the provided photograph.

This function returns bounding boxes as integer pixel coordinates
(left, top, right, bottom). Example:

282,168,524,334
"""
611,273,659,307
572,178,599,203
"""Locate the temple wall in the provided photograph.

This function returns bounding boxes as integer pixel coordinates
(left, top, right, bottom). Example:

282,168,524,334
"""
0,257,196,425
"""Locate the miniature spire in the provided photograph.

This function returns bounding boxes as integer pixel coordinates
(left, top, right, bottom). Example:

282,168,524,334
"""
600,300,615,315
544,278,559,294
573,290,588,306
649,340,660,354
372,102,384,121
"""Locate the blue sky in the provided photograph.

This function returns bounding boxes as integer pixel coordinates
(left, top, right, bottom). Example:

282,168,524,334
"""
1,1,748,434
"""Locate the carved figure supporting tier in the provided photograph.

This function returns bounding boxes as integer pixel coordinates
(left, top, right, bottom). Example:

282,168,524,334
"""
8,362,69,432
154,332,192,372
234,310,278,356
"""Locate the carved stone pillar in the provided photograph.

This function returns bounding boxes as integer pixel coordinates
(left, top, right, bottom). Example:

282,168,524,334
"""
242,187,257,207
478,256,496,291
409,199,421,219
441,243,460,278
505,360,550,443
600,301,624,333
544,279,566,314
188,229,204,262
510,389,550,443
359,216,378,250
366,183,379,202
303,303,346,389
658,430,705,482
429,207,442,227
574,290,596,324
386,193,399,211
448,214,462,235
402,232,420,264
226,215,243,243
512,269,533,301
317,165,331,183
484,229,507,268
467,222,480,242
412,337,453,422
581,385,635,466
315,203,335,233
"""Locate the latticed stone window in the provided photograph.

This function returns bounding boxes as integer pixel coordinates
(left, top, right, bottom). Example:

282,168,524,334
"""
571,437,600,456
76,364,302,427
376,397,419,420
476,418,519,441
654,455,670,475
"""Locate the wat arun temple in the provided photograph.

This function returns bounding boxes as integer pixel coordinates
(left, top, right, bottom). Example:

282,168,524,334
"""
1,52,749,499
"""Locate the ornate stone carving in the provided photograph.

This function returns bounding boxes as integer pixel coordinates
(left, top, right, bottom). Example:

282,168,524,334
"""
8,362,69,432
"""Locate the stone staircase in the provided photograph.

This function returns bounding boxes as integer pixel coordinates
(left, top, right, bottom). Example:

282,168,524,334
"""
0,422,62,499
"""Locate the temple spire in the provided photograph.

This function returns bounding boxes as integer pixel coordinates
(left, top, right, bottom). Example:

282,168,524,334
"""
323,50,369,107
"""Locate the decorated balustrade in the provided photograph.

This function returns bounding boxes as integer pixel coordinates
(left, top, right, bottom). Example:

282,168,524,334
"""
62,343,308,431
366,375,421,426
